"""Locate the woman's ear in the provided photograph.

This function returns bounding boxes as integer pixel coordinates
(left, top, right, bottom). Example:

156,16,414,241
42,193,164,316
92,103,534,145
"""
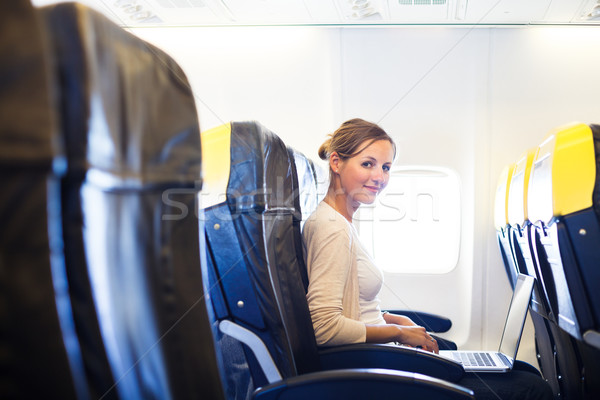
329,152,340,174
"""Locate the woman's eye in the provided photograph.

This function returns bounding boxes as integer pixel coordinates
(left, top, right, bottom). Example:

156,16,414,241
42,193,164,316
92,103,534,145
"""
362,162,372,167
383,165,390,172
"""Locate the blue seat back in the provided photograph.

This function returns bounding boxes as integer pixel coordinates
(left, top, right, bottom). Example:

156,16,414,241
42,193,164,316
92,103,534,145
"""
507,150,554,319
528,122,600,398
501,153,563,396
289,150,321,291
494,163,519,288
528,123,600,341
201,121,322,393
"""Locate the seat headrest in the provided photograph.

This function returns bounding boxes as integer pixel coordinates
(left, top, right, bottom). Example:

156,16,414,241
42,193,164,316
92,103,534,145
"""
42,3,201,189
494,163,515,231
507,149,536,226
528,122,596,224
201,121,296,214
0,0,60,170
231,121,295,213
291,149,319,221
201,122,232,209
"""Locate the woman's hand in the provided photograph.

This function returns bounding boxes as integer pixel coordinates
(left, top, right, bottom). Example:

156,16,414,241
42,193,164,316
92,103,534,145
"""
395,325,439,354
380,312,438,353
365,324,439,354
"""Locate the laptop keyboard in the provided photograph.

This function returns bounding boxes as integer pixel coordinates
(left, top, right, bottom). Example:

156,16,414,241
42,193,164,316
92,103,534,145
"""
453,352,498,367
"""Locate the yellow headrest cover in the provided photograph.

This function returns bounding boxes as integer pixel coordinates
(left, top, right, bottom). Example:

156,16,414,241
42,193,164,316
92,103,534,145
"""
494,163,515,230
507,149,536,226
529,122,595,223
200,123,231,209
552,123,596,216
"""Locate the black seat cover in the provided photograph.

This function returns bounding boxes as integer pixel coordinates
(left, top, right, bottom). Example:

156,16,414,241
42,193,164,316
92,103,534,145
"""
39,3,226,399
205,121,321,388
0,1,81,398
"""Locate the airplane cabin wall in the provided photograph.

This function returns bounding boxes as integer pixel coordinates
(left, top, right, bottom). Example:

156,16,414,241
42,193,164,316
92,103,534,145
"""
338,27,487,352
131,25,600,363
131,26,343,158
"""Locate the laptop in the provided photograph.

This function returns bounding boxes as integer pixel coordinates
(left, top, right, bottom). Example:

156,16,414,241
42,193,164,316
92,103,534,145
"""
439,273,535,372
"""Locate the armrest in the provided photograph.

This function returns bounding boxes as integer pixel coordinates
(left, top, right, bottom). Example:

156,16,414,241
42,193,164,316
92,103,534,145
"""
385,310,452,333
512,360,542,377
254,368,474,400
318,343,464,382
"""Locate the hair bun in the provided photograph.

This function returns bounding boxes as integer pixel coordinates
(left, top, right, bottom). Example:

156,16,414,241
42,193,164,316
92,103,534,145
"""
318,138,331,160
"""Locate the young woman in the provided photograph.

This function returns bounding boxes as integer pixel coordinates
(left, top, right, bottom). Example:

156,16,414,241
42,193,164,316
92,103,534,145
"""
302,118,553,400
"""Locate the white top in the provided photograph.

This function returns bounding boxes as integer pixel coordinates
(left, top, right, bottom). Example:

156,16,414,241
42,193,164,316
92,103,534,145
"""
302,201,385,346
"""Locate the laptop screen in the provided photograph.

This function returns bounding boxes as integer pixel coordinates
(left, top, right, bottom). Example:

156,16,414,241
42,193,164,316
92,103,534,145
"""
498,274,535,362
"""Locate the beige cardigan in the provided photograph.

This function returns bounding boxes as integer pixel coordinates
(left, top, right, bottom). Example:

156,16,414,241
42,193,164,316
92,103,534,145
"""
302,201,367,346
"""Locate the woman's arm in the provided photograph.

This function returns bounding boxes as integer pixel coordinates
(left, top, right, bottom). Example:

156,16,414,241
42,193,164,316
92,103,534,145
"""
305,215,366,346
365,324,439,354
382,312,418,327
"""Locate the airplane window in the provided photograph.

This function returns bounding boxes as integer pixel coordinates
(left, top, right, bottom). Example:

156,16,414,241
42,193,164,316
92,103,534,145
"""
356,166,460,274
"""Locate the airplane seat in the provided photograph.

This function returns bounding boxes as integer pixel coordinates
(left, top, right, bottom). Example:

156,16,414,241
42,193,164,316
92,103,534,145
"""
528,122,600,341
507,150,555,318
290,149,320,291
39,3,227,399
0,1,86,397
291,149,320,226
503,150,563,396
201,121,321,396
528,122,600,399
311,156,329,203
529,212,585,400
493,162,552,380
200,121,473,395
494,164,519,289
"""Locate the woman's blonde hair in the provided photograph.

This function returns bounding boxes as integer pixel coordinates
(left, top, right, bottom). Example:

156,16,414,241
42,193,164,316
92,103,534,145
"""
318,118,396,163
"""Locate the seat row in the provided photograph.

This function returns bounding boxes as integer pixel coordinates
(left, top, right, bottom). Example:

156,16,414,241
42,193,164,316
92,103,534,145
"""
2,1,473,399
494,122,600,399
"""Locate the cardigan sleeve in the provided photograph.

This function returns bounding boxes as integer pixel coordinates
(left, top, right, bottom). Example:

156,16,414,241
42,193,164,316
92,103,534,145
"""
303,210,366,346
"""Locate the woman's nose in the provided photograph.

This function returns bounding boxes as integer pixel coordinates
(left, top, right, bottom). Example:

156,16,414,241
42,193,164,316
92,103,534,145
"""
372,169,384,183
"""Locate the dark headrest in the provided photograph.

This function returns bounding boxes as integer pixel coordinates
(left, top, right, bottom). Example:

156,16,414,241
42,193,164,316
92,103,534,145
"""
42,3,201,188
1,2,81,398
227,121,295,213
0,1,59,169
291,149,319,221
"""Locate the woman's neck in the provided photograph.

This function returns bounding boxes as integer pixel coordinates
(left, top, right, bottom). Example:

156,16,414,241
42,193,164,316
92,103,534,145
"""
324,190,357,223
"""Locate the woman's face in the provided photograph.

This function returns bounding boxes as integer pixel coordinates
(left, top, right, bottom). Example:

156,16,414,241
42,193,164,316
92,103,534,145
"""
336,139,394,206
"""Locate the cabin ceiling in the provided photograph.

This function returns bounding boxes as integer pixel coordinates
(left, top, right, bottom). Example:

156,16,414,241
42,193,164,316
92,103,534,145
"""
32,0,600,27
